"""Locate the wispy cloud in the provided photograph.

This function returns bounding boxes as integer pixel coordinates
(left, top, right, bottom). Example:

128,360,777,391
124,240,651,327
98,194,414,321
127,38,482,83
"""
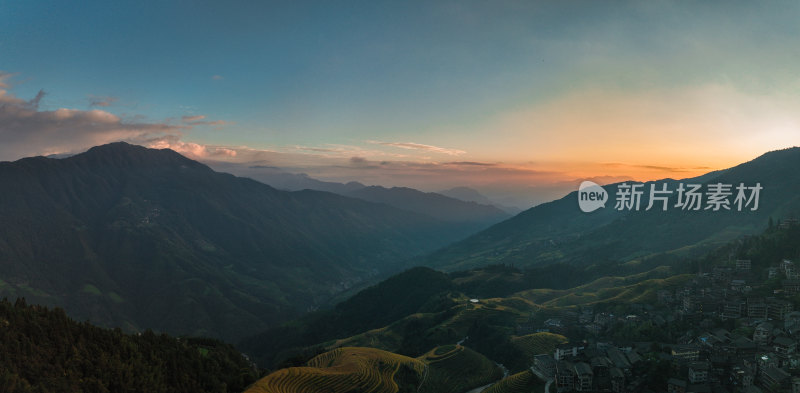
181,114,231,126
368,140,466,156
182,115,206,123
0,71,15,89
444,161,496,166
212,75,224,80
295,146,340,153
88,95,118,107
291,144,409,159
600,162,714,173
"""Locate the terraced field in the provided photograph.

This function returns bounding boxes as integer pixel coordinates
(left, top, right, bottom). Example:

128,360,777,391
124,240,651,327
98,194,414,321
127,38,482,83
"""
483,370,546,393
439,298,528,332
327,312,439,351
514,270,692,307
245,347,426,393
417,345,503,393
327,297,533,357
511,332,567,362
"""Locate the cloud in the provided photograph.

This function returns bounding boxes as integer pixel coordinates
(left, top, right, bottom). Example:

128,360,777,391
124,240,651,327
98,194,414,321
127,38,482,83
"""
600,162,712,173
182,115,206,122
291,144,409,159
444,161,496,166
146,135,237,159
212,75,224,80
0,86,185,161
0,71,16,89
181,114,231,126
89,95,118,107
296,146,339,153
369,141,466,156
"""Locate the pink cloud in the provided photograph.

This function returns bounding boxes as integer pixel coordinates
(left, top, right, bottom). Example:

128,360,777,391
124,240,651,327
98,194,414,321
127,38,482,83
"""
368,140,466,156
181,114,231,127
146,136,238,159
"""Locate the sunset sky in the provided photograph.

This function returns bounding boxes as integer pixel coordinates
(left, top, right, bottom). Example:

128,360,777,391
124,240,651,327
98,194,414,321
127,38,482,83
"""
1,1,799,207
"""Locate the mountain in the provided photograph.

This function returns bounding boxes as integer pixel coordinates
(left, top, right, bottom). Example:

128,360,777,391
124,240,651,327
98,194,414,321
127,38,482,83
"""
207,162,368,194
423,147,800,271
0,142,481,342
343,186,510,229
207,163,511,228
439,186,523,215
438,186,496,206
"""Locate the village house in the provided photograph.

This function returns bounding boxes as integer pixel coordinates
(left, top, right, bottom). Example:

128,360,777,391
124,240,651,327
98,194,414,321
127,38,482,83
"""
688,362,710,384
754,323,774,345
737,259,752,271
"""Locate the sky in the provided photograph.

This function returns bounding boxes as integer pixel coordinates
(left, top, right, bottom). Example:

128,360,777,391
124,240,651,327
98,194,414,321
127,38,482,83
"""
1,1,799,207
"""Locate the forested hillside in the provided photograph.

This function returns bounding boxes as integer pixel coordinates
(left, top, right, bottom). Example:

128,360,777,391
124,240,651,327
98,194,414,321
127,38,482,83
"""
0,298,259,393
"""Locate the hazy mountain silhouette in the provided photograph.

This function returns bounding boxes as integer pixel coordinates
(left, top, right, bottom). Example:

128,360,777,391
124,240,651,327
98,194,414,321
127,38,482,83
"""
208,163,510,229
439,186,523,215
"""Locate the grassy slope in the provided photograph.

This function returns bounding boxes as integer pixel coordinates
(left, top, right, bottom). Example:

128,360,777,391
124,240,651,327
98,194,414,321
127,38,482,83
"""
417,345,503,393
513,268,692,307
484,370,547,393
511,332,568,363
318,267,685,357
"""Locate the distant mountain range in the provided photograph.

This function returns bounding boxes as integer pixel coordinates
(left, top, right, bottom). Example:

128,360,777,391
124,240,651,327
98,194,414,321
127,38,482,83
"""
423,147,800,271
342,186,509,230
207,161,519,217
438,186,523,215
0,143,494,341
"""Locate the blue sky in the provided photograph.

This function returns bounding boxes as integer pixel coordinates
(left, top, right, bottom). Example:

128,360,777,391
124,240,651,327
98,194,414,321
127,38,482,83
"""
2,1,799,206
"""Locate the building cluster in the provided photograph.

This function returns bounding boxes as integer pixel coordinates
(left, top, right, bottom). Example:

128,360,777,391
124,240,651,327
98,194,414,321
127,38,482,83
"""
533,341,643,393
529,258,800,392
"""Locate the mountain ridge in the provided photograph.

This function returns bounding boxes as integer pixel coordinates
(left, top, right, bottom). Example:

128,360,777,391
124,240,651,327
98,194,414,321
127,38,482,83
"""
0,142,483,341
422,147,800,271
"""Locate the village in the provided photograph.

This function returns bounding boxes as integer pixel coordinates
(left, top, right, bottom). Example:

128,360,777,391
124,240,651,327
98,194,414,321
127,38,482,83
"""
529,253,800,393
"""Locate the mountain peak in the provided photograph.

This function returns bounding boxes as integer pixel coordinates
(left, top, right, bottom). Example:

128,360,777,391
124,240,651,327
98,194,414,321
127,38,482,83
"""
72,142,209,170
